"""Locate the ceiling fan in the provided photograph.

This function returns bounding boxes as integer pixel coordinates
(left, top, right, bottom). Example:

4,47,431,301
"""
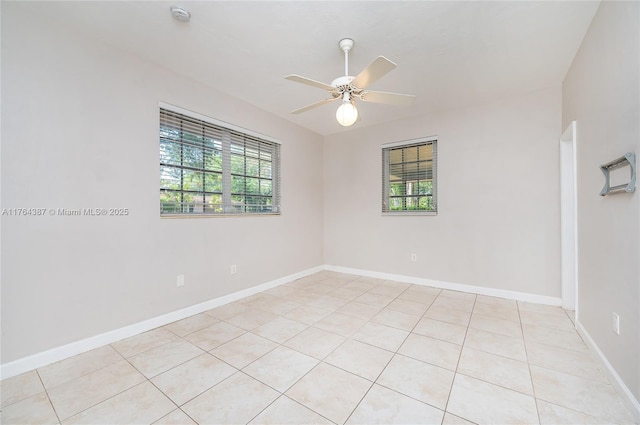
285,38,416,127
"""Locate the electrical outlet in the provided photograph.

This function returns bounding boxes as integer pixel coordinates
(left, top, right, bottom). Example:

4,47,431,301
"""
177,274,185,287
411,253,417,262
230,265,237,275
612,312,620,335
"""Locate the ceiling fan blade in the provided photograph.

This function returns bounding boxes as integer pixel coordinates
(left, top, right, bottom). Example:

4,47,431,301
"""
359,90,416,106
351,56,397,89
285,74,335,91
290,98,338,114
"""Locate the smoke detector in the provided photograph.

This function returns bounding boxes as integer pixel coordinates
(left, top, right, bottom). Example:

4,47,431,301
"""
170,6,191,22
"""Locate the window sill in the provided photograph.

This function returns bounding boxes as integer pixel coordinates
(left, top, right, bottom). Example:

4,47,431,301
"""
161,212,281,219
382,211,437,216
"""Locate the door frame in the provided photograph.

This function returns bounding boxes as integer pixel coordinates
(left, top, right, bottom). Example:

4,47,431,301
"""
560,121,578,318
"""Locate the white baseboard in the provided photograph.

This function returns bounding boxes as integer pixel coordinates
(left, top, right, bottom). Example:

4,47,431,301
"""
576,320,640,423
0,265,323,381
6,263,636,422
324,265,562,306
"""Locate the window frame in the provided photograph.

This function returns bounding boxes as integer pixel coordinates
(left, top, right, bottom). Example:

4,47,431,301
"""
159,103,281,217
382,136,438,216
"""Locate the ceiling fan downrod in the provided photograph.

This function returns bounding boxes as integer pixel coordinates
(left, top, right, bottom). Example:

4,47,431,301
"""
339,38,354,78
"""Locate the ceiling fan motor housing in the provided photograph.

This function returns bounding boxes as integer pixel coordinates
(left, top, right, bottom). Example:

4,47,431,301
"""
331,76,355,90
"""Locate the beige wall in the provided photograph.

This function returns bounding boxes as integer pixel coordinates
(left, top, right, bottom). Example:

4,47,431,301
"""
4,5,636,405
1,4,324,362
562,1,640,401
324,87,562,297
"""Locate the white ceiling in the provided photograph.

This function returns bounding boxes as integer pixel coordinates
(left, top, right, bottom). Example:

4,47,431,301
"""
18,1,599,136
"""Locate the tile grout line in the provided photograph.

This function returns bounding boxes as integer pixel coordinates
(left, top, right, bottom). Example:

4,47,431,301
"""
344,284,446,424
518,300,543,425
245,391,338,425
36,345,128,395
39,347,140,423
233,369,283,425
224,274,363,424
275,361,337,423
307,277,402,424
117,355,182,423
172,369,242,411
0,349,124,417
339,280,424,425
441,292,477,424
271,276,362,423
119,322,248,422
35,369,62,425
283,277,422,424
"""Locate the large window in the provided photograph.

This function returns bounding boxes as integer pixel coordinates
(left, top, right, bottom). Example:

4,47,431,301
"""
382,138,437,214
159,107,281,216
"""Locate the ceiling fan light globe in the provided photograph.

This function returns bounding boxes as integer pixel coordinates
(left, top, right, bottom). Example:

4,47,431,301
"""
336,102,358,126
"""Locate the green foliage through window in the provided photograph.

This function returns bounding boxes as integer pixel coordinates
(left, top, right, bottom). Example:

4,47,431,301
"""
160,108,280,215
383,139,437,214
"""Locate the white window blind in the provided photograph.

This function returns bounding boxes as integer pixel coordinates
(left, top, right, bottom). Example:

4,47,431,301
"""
160,108,281,216
382,138,437,214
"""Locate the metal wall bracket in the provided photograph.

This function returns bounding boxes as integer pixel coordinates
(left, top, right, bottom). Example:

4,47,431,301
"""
600,152,636,196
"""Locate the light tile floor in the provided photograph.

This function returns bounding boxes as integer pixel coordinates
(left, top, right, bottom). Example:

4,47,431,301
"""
1,271,636,425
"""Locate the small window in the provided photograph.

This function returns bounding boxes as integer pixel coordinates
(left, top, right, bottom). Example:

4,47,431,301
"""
160,107,281,216
382,138,437,214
